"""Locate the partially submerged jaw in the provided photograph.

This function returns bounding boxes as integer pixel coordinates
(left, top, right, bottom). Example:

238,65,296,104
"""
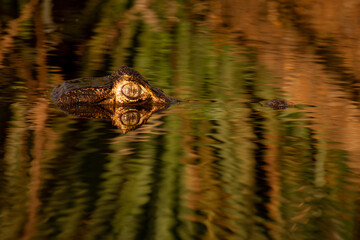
51,77,113,104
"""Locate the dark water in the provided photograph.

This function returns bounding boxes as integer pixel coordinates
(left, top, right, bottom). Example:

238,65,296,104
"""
1,1,360,239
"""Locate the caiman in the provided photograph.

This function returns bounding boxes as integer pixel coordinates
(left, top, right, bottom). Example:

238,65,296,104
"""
51,65,178,106
52,65,295,132
51,65,178,132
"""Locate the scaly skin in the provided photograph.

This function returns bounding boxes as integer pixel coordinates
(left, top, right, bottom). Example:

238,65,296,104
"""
51,65,178,106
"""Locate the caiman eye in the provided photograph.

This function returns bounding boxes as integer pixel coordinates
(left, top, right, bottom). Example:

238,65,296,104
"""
121,83,142,99
120,111,140,126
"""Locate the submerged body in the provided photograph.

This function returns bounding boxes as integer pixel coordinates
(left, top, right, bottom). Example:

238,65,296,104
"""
51,66,178,106
52,66,295,132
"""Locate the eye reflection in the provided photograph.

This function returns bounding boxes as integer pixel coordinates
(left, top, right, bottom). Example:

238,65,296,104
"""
121,83,142,99
120,111,140,126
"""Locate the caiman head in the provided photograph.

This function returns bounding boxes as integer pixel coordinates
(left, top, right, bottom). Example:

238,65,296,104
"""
51,65,178,105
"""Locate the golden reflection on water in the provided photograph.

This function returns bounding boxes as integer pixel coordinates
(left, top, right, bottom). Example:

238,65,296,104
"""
1,0,360,239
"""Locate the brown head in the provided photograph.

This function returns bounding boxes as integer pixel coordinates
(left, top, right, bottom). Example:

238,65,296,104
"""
51,66,178,106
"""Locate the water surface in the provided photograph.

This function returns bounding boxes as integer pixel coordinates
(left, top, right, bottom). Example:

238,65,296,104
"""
1,1,360,240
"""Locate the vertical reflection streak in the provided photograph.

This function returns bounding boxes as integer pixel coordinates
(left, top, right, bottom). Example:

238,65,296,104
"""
2,0,360,239
86,137,128,239
150,114,183,240
1,102,29,240
21,3,49,238
263,115,284,239
0,0,40,67
212,98,252,239
314,139,326,188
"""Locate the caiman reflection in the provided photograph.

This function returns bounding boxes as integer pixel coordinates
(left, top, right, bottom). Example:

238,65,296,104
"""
52,65,178,133
55,103,168,133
